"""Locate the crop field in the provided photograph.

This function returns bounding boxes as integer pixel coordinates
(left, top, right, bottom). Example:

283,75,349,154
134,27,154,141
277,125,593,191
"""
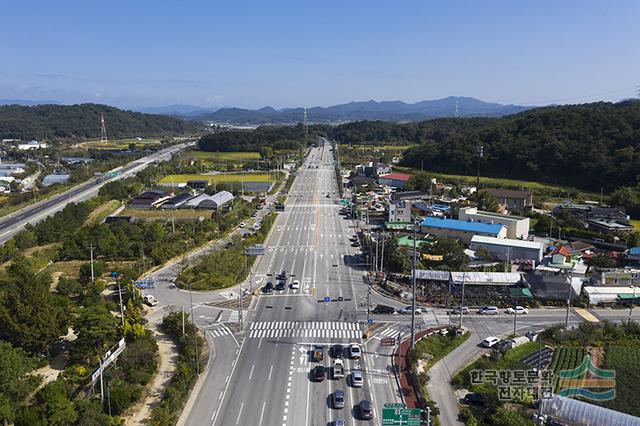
549,346,588,390
79,138,162,150
120,208,209,220
600,345,640,416
159,172,273,185
182,150,261,161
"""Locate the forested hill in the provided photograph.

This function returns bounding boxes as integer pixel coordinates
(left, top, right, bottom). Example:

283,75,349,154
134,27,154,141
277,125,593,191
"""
0,103,201,140
334,101,640,192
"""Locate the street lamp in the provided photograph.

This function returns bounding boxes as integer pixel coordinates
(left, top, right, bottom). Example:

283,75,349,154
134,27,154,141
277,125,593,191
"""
556,266,575,330
410,217,420,350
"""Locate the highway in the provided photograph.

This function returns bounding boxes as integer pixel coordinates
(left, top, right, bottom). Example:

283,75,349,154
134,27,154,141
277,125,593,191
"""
0,142,193,244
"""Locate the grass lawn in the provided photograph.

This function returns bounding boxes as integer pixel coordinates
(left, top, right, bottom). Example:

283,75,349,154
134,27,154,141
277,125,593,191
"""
182,150,261,161
120,208,209,220
84,200,121,225
159,172,273,185
81,138,162,150
631,219,640,231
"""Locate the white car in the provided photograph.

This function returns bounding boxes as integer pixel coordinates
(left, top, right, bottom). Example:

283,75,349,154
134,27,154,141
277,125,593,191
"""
478,306,499,315
290,279,300,290
143,295,158,307
349,343,362,359
239,222,246,228
481,337,501,348
403,305,423,314
506,306,529,315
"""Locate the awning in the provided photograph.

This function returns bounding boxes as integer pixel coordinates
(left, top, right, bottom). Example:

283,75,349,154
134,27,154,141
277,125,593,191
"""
510,288,534,299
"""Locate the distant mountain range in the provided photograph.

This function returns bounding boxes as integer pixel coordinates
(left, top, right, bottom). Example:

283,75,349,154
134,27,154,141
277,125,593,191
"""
132,104,220,117
0,99,61,106
192,97,534,124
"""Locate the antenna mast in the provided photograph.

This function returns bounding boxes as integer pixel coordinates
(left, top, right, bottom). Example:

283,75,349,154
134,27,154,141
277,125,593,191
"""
100,113,108,142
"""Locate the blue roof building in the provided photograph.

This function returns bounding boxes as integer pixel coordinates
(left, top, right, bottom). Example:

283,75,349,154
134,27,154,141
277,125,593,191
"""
420,216,507,243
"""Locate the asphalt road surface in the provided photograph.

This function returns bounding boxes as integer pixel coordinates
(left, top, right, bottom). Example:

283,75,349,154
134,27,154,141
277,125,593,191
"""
0,142,193,244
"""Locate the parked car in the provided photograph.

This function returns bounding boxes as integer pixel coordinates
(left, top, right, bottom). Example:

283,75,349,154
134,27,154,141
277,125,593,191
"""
349,344,362,359
358,400,373,420
478,306,499,315
290,279,300,290
481,336,501,348
351,370,364,387
451,306,469,315
311,365,325,382
239,222,246,228
143,295,158,307
462,392,485,405
505,306,529,315
373,304,396,314
332,390,345,409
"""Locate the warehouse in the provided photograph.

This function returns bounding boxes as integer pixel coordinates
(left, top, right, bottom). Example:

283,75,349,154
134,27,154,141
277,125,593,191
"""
470,235,544,264
420,217,506,243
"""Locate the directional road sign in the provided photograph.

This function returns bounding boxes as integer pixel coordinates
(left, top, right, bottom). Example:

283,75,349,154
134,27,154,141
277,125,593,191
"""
368,318,374,324
382,403,422,426
324,296,331,303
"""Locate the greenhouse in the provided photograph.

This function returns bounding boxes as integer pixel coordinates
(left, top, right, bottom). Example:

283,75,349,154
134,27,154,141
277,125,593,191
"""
540,394,640,426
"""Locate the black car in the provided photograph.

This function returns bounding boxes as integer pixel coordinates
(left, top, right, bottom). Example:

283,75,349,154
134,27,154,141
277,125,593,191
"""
262,282,274,293
276,280,286,291
359,400,373,420
332,390,345,409
311,365,325,382
332,344,344,358
373,304,396,314
462,392,484,405
225,241,234,249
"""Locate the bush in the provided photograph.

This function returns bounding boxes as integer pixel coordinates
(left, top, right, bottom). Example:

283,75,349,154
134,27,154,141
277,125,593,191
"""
108,379,141,415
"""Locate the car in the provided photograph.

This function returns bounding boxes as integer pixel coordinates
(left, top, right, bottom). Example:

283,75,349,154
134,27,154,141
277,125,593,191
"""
478,306,499,315
373,304,396,314
251,211,257,217
462,392,485,405
313,345,324,362
332,344,344,358
351,370,364,387
451,306,469,315
262,282,274,293
143,295,158,307
224,241,234,249
403,305,423,314
333,359,344,378
505,306,529,315
351,241,360,247
290,279,300,290
349,343,362,359
358,400,373,420
311,365,325,382
481,336,501,348
239,222,246,228
334,418,346,426
275,281,286,291
332,390,345,409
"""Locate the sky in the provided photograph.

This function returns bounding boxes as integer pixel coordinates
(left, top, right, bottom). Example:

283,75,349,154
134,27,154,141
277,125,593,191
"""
1,0,639,109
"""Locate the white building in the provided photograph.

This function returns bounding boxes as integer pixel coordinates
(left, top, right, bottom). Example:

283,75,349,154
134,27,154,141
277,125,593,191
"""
458,206,530,239
18,140,48,150
388,200,412,222
470,235,544,264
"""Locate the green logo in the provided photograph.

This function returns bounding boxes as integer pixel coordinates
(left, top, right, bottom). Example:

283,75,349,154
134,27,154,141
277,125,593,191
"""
557,356,615,401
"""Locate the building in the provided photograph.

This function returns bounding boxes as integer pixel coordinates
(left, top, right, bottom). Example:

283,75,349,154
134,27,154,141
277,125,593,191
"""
42,174,70,187
62,157,94,165
128,190,169,209
181,191,234,210
484,188,533,211
458,206,530,239
420,217,507,243
378,173,411,189
186,180,209,190
629,247,640,264
585,218,635,234
470,235,544,264
0,162,26,175
347,175,376,188
397,235,430,250
388,200,412,222
390,190,427,202
160,192,194,209
17,140,48,150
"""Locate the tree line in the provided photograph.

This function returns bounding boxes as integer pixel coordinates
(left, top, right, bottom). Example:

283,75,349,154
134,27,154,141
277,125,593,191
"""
0,103,201,140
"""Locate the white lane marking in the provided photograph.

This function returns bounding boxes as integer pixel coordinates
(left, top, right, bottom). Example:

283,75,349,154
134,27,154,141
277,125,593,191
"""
268,364,273,381
211,335,247,426
259,401,266,425
249,364,255,381
236,402,244,424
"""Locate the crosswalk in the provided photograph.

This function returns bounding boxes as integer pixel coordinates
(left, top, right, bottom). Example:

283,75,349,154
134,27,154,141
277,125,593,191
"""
248,321,362,339
378,326,402,340
209,327,232,338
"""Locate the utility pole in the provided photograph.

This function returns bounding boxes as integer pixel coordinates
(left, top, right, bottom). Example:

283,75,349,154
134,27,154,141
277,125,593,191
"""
476,144,483,201
380,232,385,272
629,285,637,324
89,242,95,282
116,275,125,328
410,219,418,350
374,232,379,273
459,271,466,329
188,280,199,375
182,306,185,335
564,267,574,330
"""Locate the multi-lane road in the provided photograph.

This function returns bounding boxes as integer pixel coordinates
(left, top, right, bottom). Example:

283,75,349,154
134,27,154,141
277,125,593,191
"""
0,142,193,244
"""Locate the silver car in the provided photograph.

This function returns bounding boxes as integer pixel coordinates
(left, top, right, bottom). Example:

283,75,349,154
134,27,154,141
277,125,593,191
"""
351,369,364,387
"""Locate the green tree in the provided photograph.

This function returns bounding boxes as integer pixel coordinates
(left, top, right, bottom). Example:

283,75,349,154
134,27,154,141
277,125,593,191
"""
70,304,119,364
34,381,78,426
0,260,68,354
477,190,500,212
586,254,616,269
424,238,469,271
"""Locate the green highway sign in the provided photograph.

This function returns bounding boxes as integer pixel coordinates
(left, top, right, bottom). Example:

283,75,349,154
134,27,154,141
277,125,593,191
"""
382,403,422,426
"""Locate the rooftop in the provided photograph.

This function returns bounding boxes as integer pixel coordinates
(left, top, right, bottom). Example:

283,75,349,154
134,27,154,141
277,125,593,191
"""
484,188,533,199
630,247,640,255
470,235,543,250
379,172,411,182
421,217,505,235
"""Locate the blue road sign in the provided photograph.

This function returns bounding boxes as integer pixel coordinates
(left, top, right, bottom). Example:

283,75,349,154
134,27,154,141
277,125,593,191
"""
324,296,331,303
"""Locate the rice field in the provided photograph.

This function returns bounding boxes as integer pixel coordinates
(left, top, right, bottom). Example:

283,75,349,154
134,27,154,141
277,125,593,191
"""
158,172,273,185
80,138,163,150
182,151,261,161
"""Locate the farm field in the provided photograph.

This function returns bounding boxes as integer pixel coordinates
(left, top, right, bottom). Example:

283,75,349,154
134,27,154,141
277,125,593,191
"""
119,208,209,220
182,150,261,161
158,172,274,185
79,138,163,150
601,345,640,416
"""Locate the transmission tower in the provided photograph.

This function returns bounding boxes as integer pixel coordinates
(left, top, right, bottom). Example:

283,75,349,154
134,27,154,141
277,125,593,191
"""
303,107,309,138
99,113,108,142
